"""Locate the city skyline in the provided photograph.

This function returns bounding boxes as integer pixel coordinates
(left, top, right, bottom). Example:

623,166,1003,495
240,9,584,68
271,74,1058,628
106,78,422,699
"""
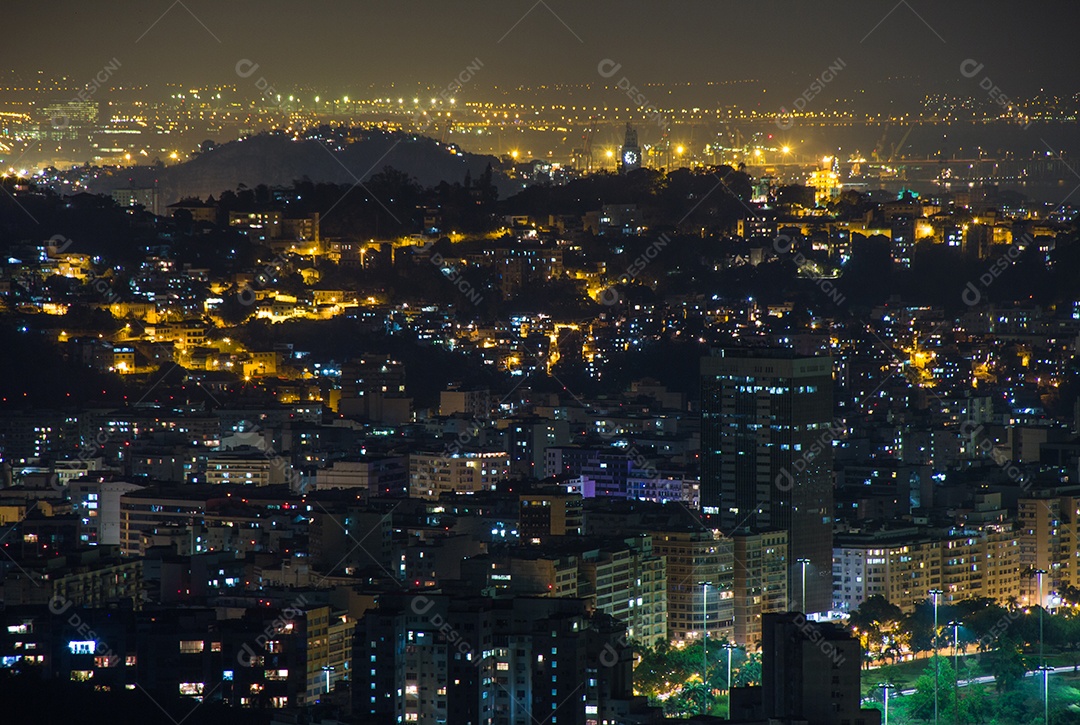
4,2,1080,724
7,1,1079,97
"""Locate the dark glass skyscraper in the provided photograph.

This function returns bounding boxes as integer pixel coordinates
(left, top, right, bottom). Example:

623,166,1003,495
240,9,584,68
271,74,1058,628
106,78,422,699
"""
701,350,835,614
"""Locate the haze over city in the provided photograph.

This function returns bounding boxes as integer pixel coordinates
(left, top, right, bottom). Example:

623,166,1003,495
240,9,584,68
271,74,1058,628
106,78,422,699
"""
3,3,1080,725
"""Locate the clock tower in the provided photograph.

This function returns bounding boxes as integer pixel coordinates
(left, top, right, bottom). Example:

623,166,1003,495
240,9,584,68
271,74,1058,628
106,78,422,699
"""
619,123,641,174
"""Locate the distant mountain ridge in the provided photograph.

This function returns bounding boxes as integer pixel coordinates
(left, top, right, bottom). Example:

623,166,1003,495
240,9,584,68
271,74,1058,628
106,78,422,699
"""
93,130,508,206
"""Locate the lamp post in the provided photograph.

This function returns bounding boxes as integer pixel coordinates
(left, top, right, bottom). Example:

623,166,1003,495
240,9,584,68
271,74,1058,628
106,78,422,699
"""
1038,664,1052,725
721,642,737,692
879,682,896,725
322,664,335,694
929,589,943,725
796,558,811,614
948,620,961,725
699,581,714,678
947,620,961,675
721,641,737,720
1035,569,1046,670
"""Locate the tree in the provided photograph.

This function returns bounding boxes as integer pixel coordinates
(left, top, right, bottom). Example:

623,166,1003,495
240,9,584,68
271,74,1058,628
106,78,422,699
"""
1047,682,1080,725
734,652,761,687
850,595,907,666
682,678,711,714
663,676,714,718
960,683,992,725
987,636,1027,692
993,689,1029,724
907,656,956,722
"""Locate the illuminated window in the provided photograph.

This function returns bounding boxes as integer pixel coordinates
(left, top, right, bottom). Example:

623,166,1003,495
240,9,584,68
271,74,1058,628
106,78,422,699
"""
179,640,204,654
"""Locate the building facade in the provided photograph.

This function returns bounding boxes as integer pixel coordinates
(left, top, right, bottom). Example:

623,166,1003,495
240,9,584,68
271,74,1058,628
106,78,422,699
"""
701,350,835,614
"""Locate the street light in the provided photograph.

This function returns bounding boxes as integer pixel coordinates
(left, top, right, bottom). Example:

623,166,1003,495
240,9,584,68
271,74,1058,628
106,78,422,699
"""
699,581,714,677
929,589,943,725
721,641,738,719
1035,569,1047,670
720,642,737,690
322,664,335,694
948,620,961,725
879,682,896,725
1038,664,1052,725
796,558,811,614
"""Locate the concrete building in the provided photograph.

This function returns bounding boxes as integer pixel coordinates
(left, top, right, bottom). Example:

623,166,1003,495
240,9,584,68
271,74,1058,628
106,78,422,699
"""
518,490,583,539
761,613,877,725
701,350,835,614
409,451,510,499
314,456,408,496
205,448,290,487
652,529,734,642
833,525,1020,613
355,594,636,725
119,488,208,556
68,479,145,547
1018,493,1080,604
0,603,350,709
579,536,667,649
439,388,491,419
732,529,789,649
501,417,571,478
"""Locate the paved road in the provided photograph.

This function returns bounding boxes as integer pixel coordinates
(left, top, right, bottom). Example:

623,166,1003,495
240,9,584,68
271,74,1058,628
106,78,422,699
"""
870,665,1077,699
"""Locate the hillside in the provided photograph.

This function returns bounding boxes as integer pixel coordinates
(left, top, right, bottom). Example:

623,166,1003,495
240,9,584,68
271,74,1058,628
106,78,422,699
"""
92,129,510,205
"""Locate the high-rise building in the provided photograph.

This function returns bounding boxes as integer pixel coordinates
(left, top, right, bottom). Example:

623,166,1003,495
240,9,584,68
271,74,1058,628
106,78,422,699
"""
652,529,734,642
833,524,1020,613
761,613,875,725
701,350,835,614
1018,493,1080,603
732,529,789,649
0,603,351,709
355,594,635,725
579,536,668,649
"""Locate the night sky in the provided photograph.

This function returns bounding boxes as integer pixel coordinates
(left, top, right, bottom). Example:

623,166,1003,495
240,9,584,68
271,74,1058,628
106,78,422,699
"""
8,1,1080,104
